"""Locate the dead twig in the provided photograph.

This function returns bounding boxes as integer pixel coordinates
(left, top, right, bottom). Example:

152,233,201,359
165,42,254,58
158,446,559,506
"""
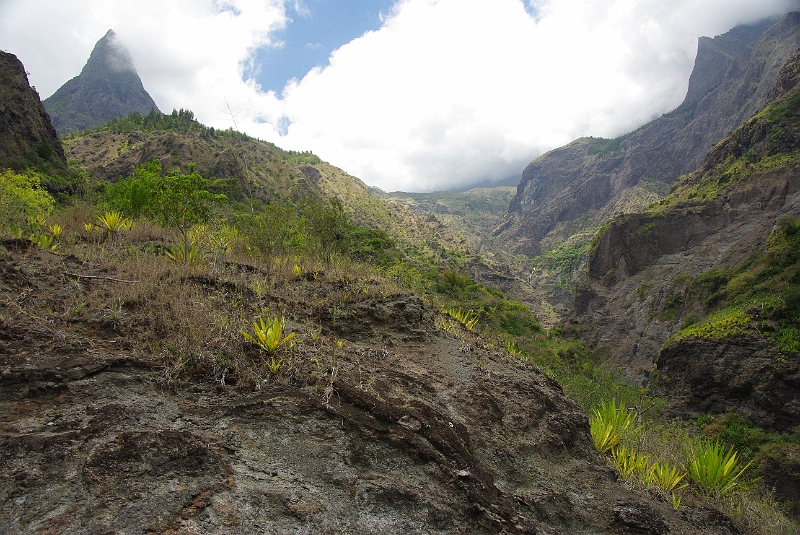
63,272,139,284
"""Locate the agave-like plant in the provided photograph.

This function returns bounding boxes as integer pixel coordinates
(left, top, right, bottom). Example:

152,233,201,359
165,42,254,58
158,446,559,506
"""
164,242,205,265
612,446,650,480
33,233,57,250
48,223,63,239
265,356,283,375
590,416,620,453
589,400,640,453
687,441,754,496
442,306,479,330
96,211,132,236
646,461,688,494
241,315,296,356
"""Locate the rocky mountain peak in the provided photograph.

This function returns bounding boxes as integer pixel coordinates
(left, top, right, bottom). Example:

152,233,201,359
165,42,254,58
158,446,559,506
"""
90,29,137,75
43,29,161,135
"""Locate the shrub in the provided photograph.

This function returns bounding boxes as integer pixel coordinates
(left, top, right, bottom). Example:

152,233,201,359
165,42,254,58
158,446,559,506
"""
0,170,55,236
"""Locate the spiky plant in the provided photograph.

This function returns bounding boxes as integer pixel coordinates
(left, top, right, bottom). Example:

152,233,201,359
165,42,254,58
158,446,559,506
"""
687,441,754,496
96,211,132,237
589,400,640,453
241,315,296,356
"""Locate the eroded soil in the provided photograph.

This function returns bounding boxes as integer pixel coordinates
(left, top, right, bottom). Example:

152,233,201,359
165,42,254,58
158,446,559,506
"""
0,243,738,534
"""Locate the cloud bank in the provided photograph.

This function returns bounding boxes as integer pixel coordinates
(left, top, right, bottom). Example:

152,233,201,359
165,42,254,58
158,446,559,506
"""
2,0,798,191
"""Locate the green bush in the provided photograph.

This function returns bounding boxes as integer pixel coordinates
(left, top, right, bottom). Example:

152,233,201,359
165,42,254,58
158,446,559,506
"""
0,170,55,236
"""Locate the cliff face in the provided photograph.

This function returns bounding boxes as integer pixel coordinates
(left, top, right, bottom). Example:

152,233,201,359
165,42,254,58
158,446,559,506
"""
572,49,800,430
495,13,800,256
43,30,161,135
0,51,66,170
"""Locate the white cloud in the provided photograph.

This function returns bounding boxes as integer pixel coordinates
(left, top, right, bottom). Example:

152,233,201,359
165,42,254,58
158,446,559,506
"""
275,0,800,191
1,0,798,191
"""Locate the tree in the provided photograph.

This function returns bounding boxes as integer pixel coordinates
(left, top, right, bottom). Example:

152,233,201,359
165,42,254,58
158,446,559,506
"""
105,160,161,218
0,170,55,236
155,164,227,262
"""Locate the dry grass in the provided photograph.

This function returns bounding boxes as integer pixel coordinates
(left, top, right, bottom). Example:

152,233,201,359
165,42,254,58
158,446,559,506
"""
16,210,405,392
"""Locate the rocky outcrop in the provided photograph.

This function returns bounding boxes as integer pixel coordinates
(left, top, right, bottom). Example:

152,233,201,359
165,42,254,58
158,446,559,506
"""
0,244,736,535
656,336,800,431
43,30,161,135
0,51,66,171
495,13,800,256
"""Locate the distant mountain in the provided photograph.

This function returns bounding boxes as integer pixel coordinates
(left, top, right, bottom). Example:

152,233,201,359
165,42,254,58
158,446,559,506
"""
494,13,800,258
44,30,160,135
0,50,66,171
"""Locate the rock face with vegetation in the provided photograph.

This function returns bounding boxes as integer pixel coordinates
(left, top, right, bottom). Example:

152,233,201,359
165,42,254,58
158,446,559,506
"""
43,30,161,135
494,13,800,258
574,48,800,424
0,51,66,172
2,27,797,535
0,239,740,535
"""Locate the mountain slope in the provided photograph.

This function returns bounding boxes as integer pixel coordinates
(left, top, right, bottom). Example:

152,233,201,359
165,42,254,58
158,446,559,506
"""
43,30,161,135
572,48,800,432
494,13,800,258
0,51,66,171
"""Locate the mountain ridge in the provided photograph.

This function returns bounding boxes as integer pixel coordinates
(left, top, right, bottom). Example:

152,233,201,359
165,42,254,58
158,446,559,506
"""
0,51,66,172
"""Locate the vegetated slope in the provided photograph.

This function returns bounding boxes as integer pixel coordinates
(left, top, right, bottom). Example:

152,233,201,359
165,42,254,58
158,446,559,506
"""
573,48,800,433
0,238,739,535
383,187,561,326
64,114,560,324
63,112,469,261
0,51,66,172
43,30,161,135
0,49,790,534
384,187,517,255
493,13,800,262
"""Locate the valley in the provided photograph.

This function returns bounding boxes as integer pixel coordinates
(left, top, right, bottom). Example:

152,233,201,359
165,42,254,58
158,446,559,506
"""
1,10,799,535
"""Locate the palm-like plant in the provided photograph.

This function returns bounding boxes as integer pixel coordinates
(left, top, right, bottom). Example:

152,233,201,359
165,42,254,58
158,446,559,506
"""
96,211,132,236
589,400,640,453
240,315,296,356
688,441,754,496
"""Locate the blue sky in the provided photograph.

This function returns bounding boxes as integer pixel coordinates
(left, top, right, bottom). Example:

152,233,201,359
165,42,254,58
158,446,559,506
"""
251,0,397,94
1,0,799,191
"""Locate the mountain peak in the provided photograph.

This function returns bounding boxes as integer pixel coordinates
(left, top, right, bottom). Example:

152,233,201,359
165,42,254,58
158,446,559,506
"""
90,29,137,75
43,30,161,135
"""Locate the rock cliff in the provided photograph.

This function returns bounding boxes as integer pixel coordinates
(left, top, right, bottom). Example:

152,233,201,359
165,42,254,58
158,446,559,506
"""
495,13,800,257
573,48,800,424
0,51,66,171
43,30,161,135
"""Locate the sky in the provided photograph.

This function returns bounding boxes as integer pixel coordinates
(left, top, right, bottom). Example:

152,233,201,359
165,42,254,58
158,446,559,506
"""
1,0,799,192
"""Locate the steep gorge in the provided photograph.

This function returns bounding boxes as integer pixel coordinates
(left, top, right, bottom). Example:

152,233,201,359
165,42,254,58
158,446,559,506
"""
573,48,800,429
